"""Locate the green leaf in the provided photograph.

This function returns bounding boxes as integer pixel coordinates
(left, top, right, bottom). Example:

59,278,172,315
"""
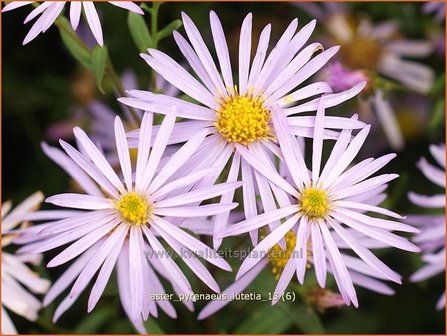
127,12,152,52
157,20,183,41
284,303,325,333
144,319,165,334
91,46,108,93
234,303,294,333
57,17,91,69
73,306,115,333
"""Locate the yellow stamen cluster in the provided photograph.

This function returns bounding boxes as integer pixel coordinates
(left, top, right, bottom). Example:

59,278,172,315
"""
214,91,271,145
299,188,330,219
268,230,297,279
340,36,382,70
116,192,149,225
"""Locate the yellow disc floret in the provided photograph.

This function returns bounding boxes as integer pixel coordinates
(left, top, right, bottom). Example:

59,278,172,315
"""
340,36,382,70
299,187,330,219
116,192,149,225
268,230,297,279
214,91,271,145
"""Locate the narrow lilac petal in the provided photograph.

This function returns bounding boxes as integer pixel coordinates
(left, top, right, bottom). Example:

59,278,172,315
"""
135,112,153,193
322,125,372,189
349,271,395,295
236,215,298,280
180,12,226,94
70,224,128,301
2,1,32,12
417,157,446,188
213,152,241,249
59,140,119,198
23,3,64,45
312,98,325,182
108,1,144,14
409,192,445,208
436,293,446,310
328,218,401,283
142,226,192,294
73,127,125,194
114,117,133,192
88,226,127,312
154,202,237,218
242,161,259,246
295,216,310,284
275,82,333,107
337,201,405,220
69,2,82,30
151,225,220,293
151,215,231,271
238,13,252,95
335,174,398,199
287,115,365,130
198,259,268,320
151,168,216,201
209,11,233,89
271,256,296,305
128,226,144,322
247,24,271,87
140,111,176,193
218,205,297,238
24,2,52,24
271,106,310,190
149,129,208,193
319,221,358,307
43,244,100,306
46,193,112,210
236,144,297,196
429,144,446,169
156,182,241,208
285,81,366,115
42,142,102,197
332,211,420,252
82,2,103,45
47,219,119,267
311,222,327,287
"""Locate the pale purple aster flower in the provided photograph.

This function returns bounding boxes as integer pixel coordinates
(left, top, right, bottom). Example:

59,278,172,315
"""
17,111,240,332
423,2,446,22
218,98,420,307
2,1,144,46
408,143,446,310
1,192,53,334
119,11,367,249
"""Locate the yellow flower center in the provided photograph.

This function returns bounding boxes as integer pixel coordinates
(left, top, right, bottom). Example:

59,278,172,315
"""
268,230,297,279
340,36,383,70
214,91,271,145
299,188,330,219
116,192,149,225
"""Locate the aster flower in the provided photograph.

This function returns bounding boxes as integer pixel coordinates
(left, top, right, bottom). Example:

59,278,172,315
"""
423,2,446,22
408,143,446,310
17,111,240,332
217,98,419,307
2,1,144,45
119,11,366,249
2,192,51,334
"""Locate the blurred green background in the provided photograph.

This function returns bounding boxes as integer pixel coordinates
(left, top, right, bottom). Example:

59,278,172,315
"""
2,1,445,334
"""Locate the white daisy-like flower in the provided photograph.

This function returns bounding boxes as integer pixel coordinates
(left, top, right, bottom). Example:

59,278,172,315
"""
408,143,446,310
17,111,240,333
2,192,52,334
119,11,366,249
218,97,420,307
2,1,144,45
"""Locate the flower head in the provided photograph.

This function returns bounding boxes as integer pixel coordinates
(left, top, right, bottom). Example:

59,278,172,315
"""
219,98,419,307
119,11,366,249
408,143,446,310
18,111,240,332
2,192,51,334
2,1,144,45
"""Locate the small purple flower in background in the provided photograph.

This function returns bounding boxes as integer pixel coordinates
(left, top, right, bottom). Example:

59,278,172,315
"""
120,10,366,249
408,143,446,310
217,98,419,308
2,192,64,334
17,111,241,333
324,62,369,93
2,1,144,45
423,2,446,22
